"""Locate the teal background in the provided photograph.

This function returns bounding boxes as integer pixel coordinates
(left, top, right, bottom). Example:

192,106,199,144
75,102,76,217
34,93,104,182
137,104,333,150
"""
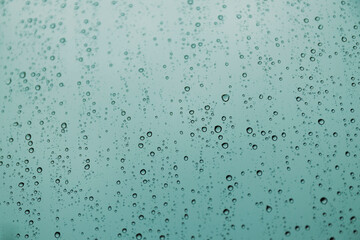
0,0,359,239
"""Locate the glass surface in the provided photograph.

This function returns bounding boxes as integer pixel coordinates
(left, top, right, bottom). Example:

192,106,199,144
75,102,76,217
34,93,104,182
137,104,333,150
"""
0,0,359,239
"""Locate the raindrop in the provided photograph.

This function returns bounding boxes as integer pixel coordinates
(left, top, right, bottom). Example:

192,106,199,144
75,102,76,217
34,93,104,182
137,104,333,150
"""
266,205,272,213
25,134,31,140
246,127,253,134
54,232,61,238
214,125,222,133
20,72,26,78
226,175,232,181
221,94,230,102
320,197,328,205
221,142,229,149
223,209,230,215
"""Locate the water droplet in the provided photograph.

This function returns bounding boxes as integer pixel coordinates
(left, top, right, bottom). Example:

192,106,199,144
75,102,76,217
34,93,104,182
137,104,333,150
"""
246,127,253,134
19,72,26,78
54,232,61,238
226,175,232,181
221,142,229,149
320,197,328,205
266,205,272,213
223,209,230,215
214,125,222,133
221,94,230,102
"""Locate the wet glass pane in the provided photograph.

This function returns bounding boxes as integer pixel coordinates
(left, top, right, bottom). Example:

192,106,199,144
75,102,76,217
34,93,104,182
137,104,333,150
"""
0,0,359,239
